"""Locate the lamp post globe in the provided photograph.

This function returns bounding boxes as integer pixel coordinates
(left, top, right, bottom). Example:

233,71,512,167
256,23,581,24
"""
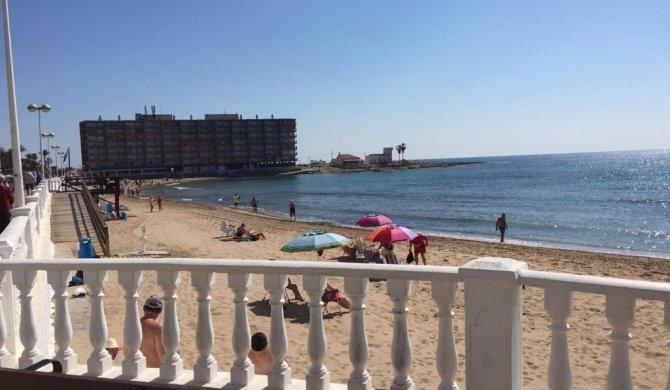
27,103,51,178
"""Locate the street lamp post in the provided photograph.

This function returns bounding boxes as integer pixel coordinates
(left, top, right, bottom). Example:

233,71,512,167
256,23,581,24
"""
51,144,61,176
57,151,65,177
42,132,54,176
27,103,50,179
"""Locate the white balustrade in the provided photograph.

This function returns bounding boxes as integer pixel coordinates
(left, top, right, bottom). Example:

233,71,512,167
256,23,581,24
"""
304,275,329,390
229,273,254,386
14,269,41,368
665,301,670,390
265,273,292,389
0,270,12,367
345,276,372,390
118,270,146,377
191,271,217,383
545,288,573,390
431,280,459,390
87,270,112,375
46,270,77,373
606,295,635,390
388,279,414,390
157,270,184,381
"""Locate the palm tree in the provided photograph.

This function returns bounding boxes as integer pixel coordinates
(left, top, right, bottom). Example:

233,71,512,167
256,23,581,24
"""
396,144,402,162
0,144,26,173
400,143,406,161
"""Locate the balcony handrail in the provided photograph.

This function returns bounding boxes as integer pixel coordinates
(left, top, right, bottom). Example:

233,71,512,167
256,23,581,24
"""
519,269,670,300
80,181,110,256
0,258,460,281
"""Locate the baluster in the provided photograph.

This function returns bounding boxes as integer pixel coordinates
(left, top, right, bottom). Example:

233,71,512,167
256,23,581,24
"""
304,275,330,390
0,271,12,367
664,302,670,390
157,270,183,381
545,289,573,390
46,270,77,373
431,280,459,390
388,279,414,390
606,295,635,390
13,270,41,368
265,274,292,389
118,270,145,377
345,276,372,390
86,270,112,375
229,273,254,386
191,271,217,383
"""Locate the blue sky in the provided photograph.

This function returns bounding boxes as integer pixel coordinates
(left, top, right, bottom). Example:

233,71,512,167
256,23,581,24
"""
0,1,668,166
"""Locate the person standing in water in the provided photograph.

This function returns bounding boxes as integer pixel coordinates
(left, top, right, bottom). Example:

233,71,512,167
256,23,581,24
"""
233,193,240,209
289,200,296,220
251,196,258,213
495,213,508,243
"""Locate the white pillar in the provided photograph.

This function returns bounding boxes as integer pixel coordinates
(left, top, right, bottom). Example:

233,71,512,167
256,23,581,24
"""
0,270,13,367
606,295,635,390
345,276,372,390
46,270,77,373
158,270,183,381
118,270,146,378
265,274,292,389
545,289,573,390
304,275,330,390
191,271,217,383
388,279,414,390
13,269,41,368
229,273,254,387
459,257,528,390
86,270,112,375
431,280,459,390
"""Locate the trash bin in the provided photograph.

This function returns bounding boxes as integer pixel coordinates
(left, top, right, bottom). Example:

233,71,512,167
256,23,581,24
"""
78,237,94,258
105,203,113,214
120,210,128,220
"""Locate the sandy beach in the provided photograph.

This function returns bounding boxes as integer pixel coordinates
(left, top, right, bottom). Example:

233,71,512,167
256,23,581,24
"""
66,193,670,389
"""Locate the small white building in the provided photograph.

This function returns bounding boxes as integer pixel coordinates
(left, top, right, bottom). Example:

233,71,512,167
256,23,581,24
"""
365,147,393,166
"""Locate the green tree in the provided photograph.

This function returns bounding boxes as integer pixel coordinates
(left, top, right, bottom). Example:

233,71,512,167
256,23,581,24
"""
24,153,40,172
0,144,26,173
396,144,402,161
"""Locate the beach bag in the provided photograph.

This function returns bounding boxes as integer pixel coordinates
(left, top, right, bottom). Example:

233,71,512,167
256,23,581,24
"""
406,250,415,264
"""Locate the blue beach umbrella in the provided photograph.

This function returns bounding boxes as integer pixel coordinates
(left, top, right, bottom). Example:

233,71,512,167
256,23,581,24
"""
281,230,352,253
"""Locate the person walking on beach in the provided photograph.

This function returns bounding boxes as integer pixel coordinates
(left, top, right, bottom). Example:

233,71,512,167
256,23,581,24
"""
233,193,240,209
149,197,155,213
496,213,508,243
157,195,163,211
139,295,165,368
410,233,428,265
251,196,258,213
289,200,296,220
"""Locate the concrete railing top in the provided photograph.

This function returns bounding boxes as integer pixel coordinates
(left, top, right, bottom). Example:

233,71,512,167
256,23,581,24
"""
0,258,461,281
4,257,670,302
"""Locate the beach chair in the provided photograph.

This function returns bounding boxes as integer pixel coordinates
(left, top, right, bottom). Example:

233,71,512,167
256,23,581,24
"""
220,220,236,237
321,289,343,316
262,277,297,303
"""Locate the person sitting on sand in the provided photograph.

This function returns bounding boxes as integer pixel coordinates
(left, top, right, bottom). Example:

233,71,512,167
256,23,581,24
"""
236,223,267,240
286,278,305,301
322,283,350,310
248,332,273,375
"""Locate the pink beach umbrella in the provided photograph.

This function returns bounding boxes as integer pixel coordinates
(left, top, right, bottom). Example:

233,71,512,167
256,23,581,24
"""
355,214,392,227
365,225,418,243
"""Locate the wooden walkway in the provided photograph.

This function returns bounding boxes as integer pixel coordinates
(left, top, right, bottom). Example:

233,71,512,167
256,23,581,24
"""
51,192,105,257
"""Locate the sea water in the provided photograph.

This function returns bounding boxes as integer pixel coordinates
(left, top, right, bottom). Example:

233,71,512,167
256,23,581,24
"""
143,150,670,258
